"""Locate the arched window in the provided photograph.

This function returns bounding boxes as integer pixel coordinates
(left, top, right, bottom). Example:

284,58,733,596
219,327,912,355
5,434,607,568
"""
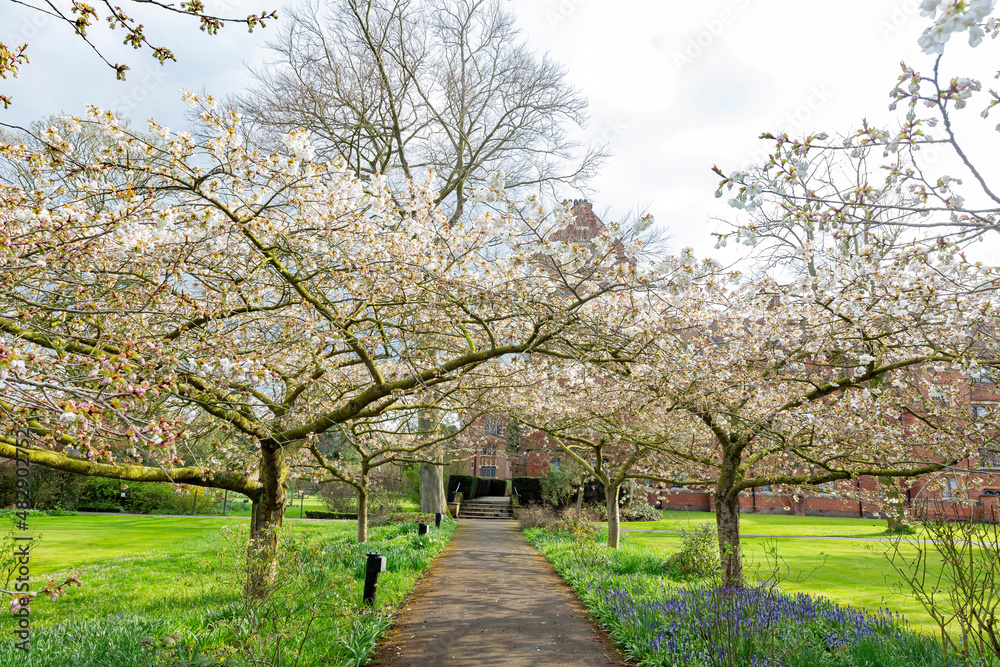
483,416,503,436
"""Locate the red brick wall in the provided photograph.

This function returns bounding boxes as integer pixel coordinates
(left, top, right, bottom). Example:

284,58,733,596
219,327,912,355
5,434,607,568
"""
651,490,711,512
671,490,883,519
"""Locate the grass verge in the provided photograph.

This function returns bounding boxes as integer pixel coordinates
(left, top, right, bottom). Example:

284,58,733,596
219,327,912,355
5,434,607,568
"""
524,526,995,667
0,515,454,666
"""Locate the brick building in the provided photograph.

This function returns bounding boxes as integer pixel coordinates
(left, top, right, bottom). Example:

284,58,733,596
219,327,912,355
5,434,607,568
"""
648,373,1000,520
458,200,1000,520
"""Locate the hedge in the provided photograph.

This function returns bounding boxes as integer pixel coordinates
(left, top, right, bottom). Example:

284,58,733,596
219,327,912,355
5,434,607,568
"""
77,505,122,513
304,510,359,520
446,475,513,500
478,478,510,497
511,477,542,505
447,474,479,499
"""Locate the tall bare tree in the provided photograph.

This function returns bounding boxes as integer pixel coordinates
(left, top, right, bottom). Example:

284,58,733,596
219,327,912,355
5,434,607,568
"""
239,0,604,222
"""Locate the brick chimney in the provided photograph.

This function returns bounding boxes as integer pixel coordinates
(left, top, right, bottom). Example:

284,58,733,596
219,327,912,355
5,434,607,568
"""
553,199,606,242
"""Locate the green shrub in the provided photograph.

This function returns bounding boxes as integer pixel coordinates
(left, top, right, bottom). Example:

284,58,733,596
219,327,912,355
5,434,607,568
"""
76,501,124,513
0,465,85,510
305,510,359,520
122,482,187,514
384,512,438,525
402,464,421,504
46,508,78,516
620,502,661,522
77,477,123,505
541,465,582,507
663,522,721,581
554,511,599,540
319,480,358,513
0,508,76,517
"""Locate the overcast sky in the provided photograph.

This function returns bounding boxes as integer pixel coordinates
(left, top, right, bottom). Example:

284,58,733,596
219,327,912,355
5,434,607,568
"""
2,0,996,258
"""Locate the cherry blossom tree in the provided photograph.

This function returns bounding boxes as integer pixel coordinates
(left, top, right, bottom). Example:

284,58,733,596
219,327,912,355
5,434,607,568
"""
687,3,1000,585
299,406,473,542
639,259,1000,586
716,1,1000,252
491,251,714,548
503,233,1000,586
0,95,643,594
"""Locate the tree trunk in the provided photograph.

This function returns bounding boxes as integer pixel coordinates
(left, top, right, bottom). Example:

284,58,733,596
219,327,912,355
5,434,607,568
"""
716,490,743,588
606,482,621,548
880,477,910,533
419,462,447,514
715,445,745,588
245,443,288,598
357,483,369,544
575,484,584,518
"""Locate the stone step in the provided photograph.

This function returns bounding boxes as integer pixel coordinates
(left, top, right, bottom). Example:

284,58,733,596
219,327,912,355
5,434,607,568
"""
458,495,513,519
458,509,514,519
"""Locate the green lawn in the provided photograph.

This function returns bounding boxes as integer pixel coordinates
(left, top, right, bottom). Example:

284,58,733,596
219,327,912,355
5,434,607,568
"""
623,509,901,538
0,513,453,666
21,514,250,575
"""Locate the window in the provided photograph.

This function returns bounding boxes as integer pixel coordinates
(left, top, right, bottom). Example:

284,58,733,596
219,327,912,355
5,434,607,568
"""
550,459,561,472
483,416,503,436
818,481,836,494
478,444,498,477
980,448,1000,470
972,405,988,420
941,476,960,499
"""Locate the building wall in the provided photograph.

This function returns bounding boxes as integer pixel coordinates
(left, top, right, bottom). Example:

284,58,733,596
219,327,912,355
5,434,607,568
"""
457,414,515,480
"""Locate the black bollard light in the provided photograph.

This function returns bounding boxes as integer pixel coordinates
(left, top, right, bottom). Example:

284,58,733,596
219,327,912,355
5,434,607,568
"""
417,522,429,536
363,552,386,606
434,512,443,528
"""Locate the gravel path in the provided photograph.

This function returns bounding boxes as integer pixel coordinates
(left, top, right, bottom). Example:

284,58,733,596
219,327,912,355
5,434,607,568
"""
371,519,625,667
